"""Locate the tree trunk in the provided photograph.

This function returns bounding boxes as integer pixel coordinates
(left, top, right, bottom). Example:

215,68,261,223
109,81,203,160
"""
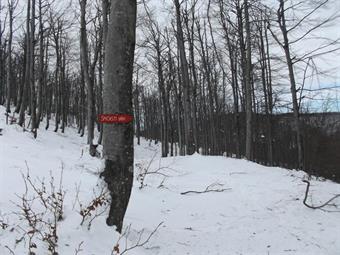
184,6,198,153
174,0,194,155
277,0,303,169
80,0,95,146
133,67,141,145
29,0,37,137
196,20,217,155
53,31,61,133
98,46,104,144
36,0,44,128
101,0,136,233
244,0,253,160
6,0,14,117
18,2,31,127
260,18,273,165
218,1,241,158
98,0,109,145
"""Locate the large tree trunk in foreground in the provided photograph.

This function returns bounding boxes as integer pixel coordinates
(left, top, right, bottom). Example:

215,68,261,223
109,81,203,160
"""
101,0,136,233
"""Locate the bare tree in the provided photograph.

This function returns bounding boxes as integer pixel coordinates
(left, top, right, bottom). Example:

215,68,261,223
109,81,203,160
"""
79,0,95,146
142,2,169,157
36,0,50,128
174,0,194,155
244,0,253,160
5,0,18,118
18,0,32,127
29,0,37,137
0,0,6,106
268,0,340,169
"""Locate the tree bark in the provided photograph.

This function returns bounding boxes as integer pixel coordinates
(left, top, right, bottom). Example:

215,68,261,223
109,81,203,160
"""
101,0,136,233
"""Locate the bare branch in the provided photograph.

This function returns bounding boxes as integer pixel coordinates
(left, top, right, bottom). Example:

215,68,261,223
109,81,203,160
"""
302,180,340,210
181,183,231,195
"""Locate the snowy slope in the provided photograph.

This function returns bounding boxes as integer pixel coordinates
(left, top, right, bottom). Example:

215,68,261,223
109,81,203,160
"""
1,105,340,255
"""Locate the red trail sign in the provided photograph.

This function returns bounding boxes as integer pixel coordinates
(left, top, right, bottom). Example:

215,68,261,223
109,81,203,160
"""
98,114,133,124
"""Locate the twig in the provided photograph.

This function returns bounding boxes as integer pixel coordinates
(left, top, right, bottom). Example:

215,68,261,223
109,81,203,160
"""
229,172,247,176
112,222,163,255
72,182,81,210
0,213,9,230
78,187,109,228
157,177,167,189
120,222,163,255
13,166,65,254
5,246,15,255
74,241,84,255
302,180,340,209
181,188,231,195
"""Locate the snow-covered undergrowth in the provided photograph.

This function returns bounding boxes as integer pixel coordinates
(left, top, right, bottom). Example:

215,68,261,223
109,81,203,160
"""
1,105,340,255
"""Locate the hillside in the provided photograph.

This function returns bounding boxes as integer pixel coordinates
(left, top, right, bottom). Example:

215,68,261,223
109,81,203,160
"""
1,106,340,255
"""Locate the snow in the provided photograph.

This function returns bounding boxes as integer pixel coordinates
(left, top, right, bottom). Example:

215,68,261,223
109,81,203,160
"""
1,105,340,254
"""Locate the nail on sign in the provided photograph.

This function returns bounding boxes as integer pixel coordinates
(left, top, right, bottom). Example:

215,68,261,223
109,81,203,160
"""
98,114,133,124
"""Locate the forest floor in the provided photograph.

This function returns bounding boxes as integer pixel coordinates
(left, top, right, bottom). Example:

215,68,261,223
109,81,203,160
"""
1,105,340,255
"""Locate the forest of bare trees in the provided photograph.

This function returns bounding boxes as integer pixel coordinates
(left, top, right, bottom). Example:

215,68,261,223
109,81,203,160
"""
1,0,340,181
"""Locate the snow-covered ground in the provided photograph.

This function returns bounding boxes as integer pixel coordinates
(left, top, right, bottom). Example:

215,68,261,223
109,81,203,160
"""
1,105,340,255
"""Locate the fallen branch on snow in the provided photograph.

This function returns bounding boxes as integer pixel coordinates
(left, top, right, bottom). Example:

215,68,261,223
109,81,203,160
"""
181,183,231,195
302,180,340,210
